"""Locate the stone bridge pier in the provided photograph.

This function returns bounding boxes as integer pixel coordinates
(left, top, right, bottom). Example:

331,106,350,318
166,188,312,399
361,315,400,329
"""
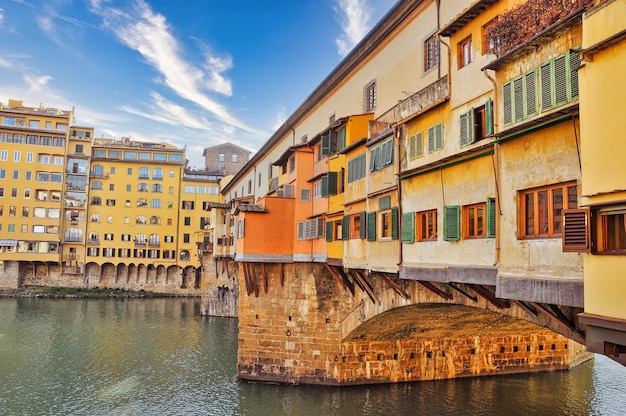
235,262,590,386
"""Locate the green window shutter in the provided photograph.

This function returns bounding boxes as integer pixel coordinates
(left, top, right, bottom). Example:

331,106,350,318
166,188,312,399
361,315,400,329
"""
554,54,568,107
367,211,377,241
540,62,553,111
391,207,399,240
485,98,494,136
443,205,460,241
342,215,350,240
321,175,329,197
382,139,393,167
337,127,346,151
379,195,391,210
435,123,443,150
503,82,512,125
569,51,580,100
401,212,415,243
409,135,416,158
513,77,524,122
359,211,367,239
326,220,333,242
416,133,423,157
486,197,496,238
428,126,435,152
369,147,378,172
459,112,469,147
328,171,338,196
467,108,475,144
524,70,537,117
321,135,330,156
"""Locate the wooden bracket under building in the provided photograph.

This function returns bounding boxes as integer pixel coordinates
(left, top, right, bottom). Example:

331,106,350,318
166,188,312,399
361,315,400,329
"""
418,280,453,300
379,273,410,300
468,284,510,309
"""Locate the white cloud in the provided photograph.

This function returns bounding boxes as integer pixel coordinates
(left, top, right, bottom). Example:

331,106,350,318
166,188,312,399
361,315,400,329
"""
334,0,372,57
121,91,214,131
88,0,257,133
272,106,287,132
0,57,11,68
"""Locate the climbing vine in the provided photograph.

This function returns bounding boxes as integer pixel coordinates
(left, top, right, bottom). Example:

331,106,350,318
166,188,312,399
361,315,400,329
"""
484,0,592,57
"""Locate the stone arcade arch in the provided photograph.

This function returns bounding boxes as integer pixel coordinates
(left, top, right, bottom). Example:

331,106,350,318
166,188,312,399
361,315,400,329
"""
166,265,179,286
116,263,127,284
100,263,116,286
156,265,166,285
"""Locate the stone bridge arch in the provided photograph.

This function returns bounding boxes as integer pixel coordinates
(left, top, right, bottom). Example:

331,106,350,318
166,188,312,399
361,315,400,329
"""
236,262,587,386
336,269,584,346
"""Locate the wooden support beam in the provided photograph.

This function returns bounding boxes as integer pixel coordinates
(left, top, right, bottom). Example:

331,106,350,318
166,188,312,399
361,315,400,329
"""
325,264,349,291
353,271,379,304
514,300,538,317
336,267,355,295
447,283,477,302
242,262,252,295
468,284,509,309
279,263,284,287
379,273,410,300
418,281,453,300
534,303,577,332
252,263,259,297
262,263,268,294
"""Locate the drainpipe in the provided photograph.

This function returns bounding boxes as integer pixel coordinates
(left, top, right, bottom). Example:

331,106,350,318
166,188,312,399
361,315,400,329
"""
437,35,452,95
436,0,441,80
483,68,501,266
395,124,403,268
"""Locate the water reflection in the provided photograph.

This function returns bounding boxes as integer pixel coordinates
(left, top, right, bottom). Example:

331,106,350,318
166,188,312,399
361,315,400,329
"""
1,298,625,415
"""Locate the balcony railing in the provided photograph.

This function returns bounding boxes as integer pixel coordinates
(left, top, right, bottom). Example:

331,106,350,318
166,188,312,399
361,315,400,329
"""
197,243,214,253
62,265,84,275
398,76,449,120
90,171,108,178
64,254,80,261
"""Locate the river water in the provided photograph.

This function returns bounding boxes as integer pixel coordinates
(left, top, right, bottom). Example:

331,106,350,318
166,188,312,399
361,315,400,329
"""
0,298,625,416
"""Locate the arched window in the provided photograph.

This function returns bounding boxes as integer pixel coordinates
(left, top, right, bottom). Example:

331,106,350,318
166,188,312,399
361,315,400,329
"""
150,199,162,208
90,196,101,205
91,181,103,190
89,213,101,223
64,228,83,242
92,164,104,177
138,167,149,179
88,232,99,243
151,184,162,193
136,215,147,224
150,216,161,225
149,234,160,246
137,198,148,207
138,183,148,192
134,233,146,245
152,168,163,180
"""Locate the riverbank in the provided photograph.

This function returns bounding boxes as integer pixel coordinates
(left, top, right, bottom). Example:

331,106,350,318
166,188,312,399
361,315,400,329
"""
0,286,200,299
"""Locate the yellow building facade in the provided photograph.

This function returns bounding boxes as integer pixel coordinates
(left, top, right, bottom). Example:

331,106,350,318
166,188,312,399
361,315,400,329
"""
576,0,626,364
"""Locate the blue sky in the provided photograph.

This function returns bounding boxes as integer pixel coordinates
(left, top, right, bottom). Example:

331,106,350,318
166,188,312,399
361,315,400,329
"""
0,0,396,168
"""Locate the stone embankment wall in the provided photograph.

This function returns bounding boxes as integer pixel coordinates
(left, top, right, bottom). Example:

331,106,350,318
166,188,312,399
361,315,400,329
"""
0,260,203,296
235,262,590,386
200,256,239,317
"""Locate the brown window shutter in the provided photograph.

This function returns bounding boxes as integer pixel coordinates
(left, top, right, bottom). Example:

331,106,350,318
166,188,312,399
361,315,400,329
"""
562,208,590,252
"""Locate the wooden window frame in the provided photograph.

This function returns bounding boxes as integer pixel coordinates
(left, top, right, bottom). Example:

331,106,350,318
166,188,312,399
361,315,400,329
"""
458,35,473,69
364,80,377,113
424,34,439,72
417,209,437,241
350,212,364,239
463,202,487,239
519,182,577,239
